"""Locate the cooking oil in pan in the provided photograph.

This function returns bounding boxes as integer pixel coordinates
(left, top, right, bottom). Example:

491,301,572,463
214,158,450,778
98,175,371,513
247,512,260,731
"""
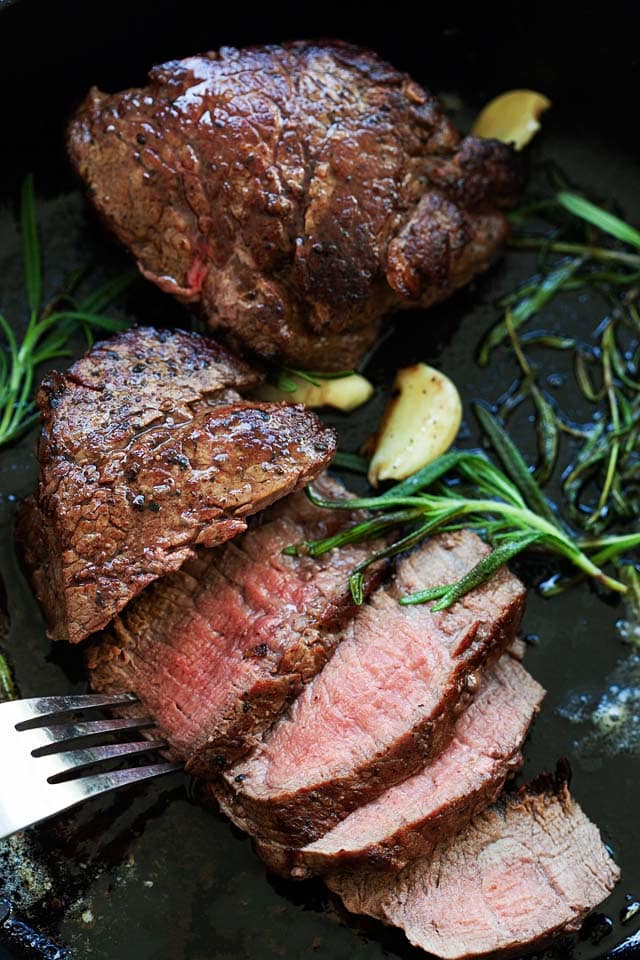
558,653,640,756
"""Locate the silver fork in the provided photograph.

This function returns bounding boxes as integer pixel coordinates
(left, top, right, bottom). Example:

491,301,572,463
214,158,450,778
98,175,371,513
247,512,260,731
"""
0,693,182,839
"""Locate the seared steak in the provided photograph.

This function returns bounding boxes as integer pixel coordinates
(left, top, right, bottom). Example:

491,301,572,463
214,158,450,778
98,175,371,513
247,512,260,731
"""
216,531,526,846
67,42,523,370
256,652,544,877
88,476,386,772
17,327,335,643
329,774,620,960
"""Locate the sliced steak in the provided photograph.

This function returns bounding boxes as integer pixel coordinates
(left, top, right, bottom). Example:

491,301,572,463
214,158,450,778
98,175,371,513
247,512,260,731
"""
329,774,620,960
216,531,526,845
16,327,336,643
88,476,385,773
256,652,544,877
67,42,523,371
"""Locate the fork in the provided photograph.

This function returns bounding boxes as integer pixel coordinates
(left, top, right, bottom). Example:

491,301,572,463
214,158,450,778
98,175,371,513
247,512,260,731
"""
0,693,182,839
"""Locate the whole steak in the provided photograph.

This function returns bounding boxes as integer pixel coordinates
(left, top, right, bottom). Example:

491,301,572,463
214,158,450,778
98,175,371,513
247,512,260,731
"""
16,328,336,643
68,42,523,370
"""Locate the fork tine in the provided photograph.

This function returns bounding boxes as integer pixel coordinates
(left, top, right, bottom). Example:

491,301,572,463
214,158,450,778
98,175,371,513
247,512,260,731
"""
50,763,183,810
0,761,182,839
0,694,182,840
24,717,156,752
44,740,168,780
10,692,138,725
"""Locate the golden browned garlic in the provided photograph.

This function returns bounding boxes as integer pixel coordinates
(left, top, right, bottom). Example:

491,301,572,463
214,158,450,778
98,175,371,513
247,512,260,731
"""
471,89,551,150
254,373,374,412
368,363,462,486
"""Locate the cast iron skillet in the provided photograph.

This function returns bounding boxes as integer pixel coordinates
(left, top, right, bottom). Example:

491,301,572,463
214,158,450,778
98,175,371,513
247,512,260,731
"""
0,2,639,958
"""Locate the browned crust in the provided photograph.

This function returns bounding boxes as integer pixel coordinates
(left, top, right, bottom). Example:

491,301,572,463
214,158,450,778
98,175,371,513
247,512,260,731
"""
67,41,523,370
16,327,336,643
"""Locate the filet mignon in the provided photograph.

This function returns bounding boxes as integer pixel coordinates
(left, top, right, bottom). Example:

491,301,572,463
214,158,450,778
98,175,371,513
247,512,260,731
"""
67,42,523,370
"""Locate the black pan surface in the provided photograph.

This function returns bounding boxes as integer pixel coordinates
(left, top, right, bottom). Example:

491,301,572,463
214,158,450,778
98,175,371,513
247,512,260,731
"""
0,3,639,958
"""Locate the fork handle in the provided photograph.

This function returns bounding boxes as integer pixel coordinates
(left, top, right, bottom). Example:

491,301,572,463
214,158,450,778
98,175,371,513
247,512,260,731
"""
0,899,71,959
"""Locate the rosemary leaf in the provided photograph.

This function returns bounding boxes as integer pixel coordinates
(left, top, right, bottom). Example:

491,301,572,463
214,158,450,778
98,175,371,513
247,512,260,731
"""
0,177,135,449
283,508,423,558
473,404,557,524
289,368,355,383
478,258,583,364
273,366,356,389
377,450,476,501
398,585,449,605
520,333,577,350
402,532,544,610
305,485,424,512
557,191,640,250
508,237,640,268
575,351,603,402
274,373,298,393
531,387,559,485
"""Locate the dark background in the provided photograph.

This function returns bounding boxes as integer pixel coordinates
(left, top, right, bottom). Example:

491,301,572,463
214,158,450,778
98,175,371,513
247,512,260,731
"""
0,0,639,190
1,2,640,959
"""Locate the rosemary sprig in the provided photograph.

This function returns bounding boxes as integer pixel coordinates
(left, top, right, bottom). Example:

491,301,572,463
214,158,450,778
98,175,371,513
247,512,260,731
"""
0,176,134,448
285,427,635,609
478,257,583,364
300,182,640,615
481,179,640,545
482,190,640,364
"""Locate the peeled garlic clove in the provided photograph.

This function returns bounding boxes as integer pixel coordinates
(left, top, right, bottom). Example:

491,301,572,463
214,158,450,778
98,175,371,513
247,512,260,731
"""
471,89,551,150
368,363,462,487
253,373,374,412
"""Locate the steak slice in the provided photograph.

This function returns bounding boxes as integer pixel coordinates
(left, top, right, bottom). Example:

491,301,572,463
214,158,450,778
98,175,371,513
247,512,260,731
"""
88,476,385,773
329,774,620,960
256,652,544,877
67,41,523,371
17,327,336,643
216,531,526,846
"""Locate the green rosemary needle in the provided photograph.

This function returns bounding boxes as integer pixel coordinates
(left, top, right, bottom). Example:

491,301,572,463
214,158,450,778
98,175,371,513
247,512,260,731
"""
285,421,634,609
0,176,134,448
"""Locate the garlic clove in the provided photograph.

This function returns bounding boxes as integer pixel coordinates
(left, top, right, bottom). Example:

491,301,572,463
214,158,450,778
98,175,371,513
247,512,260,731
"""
471,89,551,151
368,363,462,487
254,373,374,412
